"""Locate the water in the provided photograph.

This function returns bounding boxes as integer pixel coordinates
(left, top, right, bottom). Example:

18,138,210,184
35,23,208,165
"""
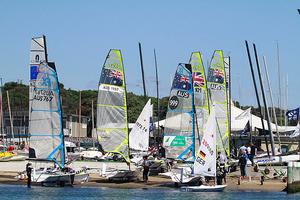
0,184,300,200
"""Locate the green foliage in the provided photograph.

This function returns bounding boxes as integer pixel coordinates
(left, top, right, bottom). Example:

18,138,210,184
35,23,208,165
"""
1,82,169,122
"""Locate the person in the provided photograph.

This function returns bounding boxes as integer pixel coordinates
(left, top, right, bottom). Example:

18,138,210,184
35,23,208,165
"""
238,151,248,178
249,143,257,166
26,162,33,188
142,156,150,182
217,151,227,184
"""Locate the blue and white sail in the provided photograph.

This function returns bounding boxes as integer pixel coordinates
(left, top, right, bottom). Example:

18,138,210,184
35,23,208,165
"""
163,63,195,161
29,36,65,168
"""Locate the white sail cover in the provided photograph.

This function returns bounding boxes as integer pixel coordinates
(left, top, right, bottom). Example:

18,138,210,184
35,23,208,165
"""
129,99,152,151
97,49,130,162
29,36,64,167
193,107,216,176
163,63,194,160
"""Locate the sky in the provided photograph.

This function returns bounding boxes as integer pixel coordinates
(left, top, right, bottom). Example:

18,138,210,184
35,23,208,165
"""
0,0,299,109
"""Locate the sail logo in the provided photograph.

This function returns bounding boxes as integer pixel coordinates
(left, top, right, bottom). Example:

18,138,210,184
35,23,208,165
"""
99,84,124,93
209,83,224,90
202,139,213,155
172,72,191,91
169,96,179,110
196,150,206,165
163,136,186,147
177,90,189,98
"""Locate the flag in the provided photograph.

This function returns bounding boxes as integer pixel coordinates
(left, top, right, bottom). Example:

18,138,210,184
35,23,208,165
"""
172,72,191,90
30,65,39,80
100,69,123,86
286,108,299,122
199,150,206,160
192,72,205,87
290,123,300,138
208,68,224,84
241,121,250,135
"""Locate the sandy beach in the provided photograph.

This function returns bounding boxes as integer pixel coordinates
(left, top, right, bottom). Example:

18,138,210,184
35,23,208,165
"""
0,160,287,192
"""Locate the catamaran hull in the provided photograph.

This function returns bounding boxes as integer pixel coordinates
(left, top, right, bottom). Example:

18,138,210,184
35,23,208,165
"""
181,184,227,192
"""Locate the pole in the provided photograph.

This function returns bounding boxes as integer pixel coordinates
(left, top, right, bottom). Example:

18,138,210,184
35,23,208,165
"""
262,56,281,151
92,100,95,148
285,75,288,128
277,42,282,126
138,42,147,100
245,40,270,157
7,91,14,144
253,44,275,156
154,49,160,147
78,90,81,138
0,78,4,141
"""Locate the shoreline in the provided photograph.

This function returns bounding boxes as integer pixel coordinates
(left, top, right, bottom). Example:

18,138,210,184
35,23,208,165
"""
0,171,287,192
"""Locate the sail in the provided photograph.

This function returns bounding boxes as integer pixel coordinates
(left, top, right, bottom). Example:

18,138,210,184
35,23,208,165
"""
129,99,151,151
189,52,210,151
29,36,64,168
193,107,216,176
97,49,129,162
224,57,231,138
163,63,194,160
207,50,229,156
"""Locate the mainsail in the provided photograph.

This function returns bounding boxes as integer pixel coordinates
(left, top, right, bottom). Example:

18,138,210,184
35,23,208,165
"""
189,52,210,150
97,49,130,162
163,63,195,160
129,99,152,152
207,50,229,156
29,36,65,168
193,107,216,176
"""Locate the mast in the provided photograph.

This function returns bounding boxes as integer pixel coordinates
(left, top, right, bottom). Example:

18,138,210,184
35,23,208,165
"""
253,43,275,156
245,41,270,157
6,91,14,144
79,90,81,138
276,42,282,126
154,49,160,146
138,42,147,100
262,56,281,151
0,78,4,141
92,100,95,148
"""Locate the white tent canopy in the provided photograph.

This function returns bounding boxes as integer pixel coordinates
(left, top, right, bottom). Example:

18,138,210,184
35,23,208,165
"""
154,105,296,133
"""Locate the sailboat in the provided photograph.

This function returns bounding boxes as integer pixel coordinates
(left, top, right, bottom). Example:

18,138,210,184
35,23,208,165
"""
129,99,152,164
28,36,88,185
181,107,227,192
97,49,137,181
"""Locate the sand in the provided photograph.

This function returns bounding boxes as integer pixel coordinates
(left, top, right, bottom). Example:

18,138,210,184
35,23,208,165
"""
0,161,287,192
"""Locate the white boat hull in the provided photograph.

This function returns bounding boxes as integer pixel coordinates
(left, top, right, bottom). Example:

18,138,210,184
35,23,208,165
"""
181,184,227,192
254,154,300,165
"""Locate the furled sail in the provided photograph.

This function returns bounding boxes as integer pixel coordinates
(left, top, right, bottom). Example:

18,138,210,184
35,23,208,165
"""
207,50,229,156
129,99,152,152
29,36,65,168
163,63,195,160
189,52,210,151
193,107,216,176
97,49,130,162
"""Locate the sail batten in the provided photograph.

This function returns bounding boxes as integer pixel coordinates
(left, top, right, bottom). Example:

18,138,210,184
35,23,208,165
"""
97,49,130,162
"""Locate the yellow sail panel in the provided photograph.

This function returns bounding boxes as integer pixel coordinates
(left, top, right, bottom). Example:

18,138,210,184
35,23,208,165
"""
207,50,229,156
189,52,210,153
97,49,130,162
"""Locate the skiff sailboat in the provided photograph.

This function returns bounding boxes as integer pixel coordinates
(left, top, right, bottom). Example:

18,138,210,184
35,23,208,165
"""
27,36,88,186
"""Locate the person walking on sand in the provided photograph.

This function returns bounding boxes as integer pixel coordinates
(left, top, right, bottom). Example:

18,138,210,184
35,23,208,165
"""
142,156,150,183
249,143,257,166
26,162,33,188
239,151,248,178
